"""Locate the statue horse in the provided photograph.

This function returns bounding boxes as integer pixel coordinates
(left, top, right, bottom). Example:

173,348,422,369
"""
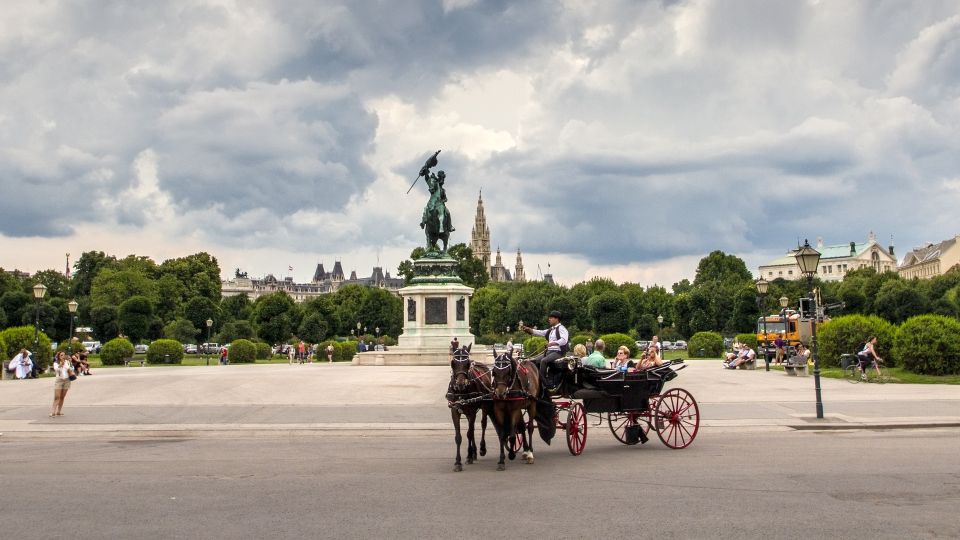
490,349,541,470
446,344,490,472
422,205,453,253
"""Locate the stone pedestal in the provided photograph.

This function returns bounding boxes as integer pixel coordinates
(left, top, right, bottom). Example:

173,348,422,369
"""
354,255,475,366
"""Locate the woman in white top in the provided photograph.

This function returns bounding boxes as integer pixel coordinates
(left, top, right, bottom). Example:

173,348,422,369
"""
51,351,76,417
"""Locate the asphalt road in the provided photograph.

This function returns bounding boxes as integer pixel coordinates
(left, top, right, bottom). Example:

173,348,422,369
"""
2,428,958,540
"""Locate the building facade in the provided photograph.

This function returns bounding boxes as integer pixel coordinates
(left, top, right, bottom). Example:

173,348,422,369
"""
221,263,404,302
898,235,960,279
758,233,897,282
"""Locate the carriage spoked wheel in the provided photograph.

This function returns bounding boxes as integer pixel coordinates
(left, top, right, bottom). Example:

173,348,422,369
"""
653,388,700,449
607,412,650,445
510,410,528,455
565,402,587,456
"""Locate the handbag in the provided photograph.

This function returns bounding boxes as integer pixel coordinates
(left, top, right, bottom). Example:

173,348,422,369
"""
68,374,77,381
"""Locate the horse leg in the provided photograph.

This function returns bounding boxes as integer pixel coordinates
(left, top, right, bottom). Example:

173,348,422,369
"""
525,402,537,464
479,408,488,457
507,408,519,461
493,405,507,471
451,408,463,472
465,408,477,464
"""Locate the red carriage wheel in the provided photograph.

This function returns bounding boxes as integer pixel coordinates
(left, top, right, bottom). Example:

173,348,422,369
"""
565,402,587,456
607,412,649,445
654,388,700,449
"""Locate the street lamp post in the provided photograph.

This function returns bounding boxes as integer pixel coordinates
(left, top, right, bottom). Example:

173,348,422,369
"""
206,319,213,366
375,326,380,348
67,300,78,356
755,278,769,371
656,314,664,358
32,284,47,370
794,239,824,419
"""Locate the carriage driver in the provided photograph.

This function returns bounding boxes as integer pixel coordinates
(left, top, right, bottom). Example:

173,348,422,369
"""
520,310,570,386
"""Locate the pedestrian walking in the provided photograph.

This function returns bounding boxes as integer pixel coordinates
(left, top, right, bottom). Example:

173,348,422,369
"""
50,352,76,417
326,344,334,364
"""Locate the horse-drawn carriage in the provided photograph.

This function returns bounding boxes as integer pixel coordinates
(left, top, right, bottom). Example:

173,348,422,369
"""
447,345,700,471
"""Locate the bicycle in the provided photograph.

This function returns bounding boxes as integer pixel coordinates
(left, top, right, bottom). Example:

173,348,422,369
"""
843,355,889,384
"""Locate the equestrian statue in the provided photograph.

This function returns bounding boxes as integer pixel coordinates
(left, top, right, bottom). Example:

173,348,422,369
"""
408,150,454,254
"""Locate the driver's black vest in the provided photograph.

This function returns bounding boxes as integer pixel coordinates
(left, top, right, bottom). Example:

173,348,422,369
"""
547,325,569,354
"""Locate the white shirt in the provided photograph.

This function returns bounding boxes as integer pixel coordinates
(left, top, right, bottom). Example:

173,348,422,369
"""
530,324,569,352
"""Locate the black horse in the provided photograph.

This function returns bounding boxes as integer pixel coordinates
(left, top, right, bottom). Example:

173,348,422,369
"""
489,349,542,471
446,344,490,472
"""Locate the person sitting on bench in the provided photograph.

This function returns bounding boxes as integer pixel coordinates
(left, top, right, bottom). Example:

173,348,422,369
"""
724,344,754,369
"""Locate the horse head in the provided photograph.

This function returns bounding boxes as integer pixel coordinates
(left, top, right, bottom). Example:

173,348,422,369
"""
450,343,473,390
491,348,516,399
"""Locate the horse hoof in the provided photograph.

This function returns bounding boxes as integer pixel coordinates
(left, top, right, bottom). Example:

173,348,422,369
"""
497,464,505,471
454,463,463,472
479,447,487,457
466,457,474,465
508,451,516,461
525,455,535,464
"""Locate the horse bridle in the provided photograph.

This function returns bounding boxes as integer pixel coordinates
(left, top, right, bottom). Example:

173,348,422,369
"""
492,354,520,396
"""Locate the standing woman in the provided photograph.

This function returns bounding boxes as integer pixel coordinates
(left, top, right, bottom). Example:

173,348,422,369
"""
51,351,76,417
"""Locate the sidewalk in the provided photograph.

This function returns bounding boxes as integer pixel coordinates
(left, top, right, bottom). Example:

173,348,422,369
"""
1,361,958,438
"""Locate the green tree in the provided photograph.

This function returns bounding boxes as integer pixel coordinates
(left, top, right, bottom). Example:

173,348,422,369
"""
164,318,199,344
71,251,117,298
358,287,402,337
470,286,510,336
588,290,630,333
32,269,72,299
154,274,186,323
158,252,222,303
90,268,158,307
220,293,253,322
873,279,929,324
89,304,119,341
252,292,297,344
183,296,220,337
0,325,53,371
447,243,490,288
118,296,154,342
298,313,329,343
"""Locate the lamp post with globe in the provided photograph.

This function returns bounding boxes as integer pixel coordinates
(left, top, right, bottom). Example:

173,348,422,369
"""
67,300,78,356
794,239,824,419
755,278,769,370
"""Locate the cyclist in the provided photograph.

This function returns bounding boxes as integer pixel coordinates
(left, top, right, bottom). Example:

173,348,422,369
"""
856,336,883,380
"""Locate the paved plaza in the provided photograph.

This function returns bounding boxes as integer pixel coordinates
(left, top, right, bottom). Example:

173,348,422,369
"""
1,360,959,436
2,361,959,539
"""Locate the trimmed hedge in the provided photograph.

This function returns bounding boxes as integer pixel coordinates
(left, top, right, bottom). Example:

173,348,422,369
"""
570,334,593,349
338,340,358,361
688,332,723,358
229,339,257,363
817,315,896,368
735,333,758,349
147,339,184,364
254,341,272,360
599,333,637,358
56,338,85,356
523,336,547,356
101,338,135,366
0,326,53,372
892,315,960,375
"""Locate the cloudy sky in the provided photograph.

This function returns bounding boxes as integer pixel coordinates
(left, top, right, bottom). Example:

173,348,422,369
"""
2,0,959,287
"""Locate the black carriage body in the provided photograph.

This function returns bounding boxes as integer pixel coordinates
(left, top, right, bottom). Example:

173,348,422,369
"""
565,364,679,414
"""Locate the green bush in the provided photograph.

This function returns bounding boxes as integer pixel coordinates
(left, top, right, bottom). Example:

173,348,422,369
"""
735,333,758,349
228,339,256,363
892,315,960,375
817,315,896,368
688,332,724,358
56,338,85,356
100,337,135,366
382,335,397,346
570,334,593,349
523,336,547,356
254,341,272,360
599,333,636,358
146,339,184,364
337,341,358,362
0,326,53,372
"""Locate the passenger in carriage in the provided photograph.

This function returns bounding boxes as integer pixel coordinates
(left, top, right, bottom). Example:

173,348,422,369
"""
572,343,588,359
584,339,607,368
638,348,666,370
613,346,632,370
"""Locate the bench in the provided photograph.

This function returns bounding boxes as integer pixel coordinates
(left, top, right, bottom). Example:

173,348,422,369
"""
783,357,808,376
123,357,145,367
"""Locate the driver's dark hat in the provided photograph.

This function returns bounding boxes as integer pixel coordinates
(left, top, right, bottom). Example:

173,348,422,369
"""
549,310,562,320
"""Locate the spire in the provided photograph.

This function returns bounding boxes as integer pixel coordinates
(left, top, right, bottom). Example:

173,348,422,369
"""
515,249,525,282
471,190,491,277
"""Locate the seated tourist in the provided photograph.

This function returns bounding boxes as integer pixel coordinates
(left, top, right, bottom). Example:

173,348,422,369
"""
613,346,632,370
724,344,755,369
583,339,607,368
638,349,666,370
572,343,588,359
791,343,811,365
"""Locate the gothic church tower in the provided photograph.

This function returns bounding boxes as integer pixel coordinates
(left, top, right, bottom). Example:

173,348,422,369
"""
471,191,491,276
514,249,526,282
